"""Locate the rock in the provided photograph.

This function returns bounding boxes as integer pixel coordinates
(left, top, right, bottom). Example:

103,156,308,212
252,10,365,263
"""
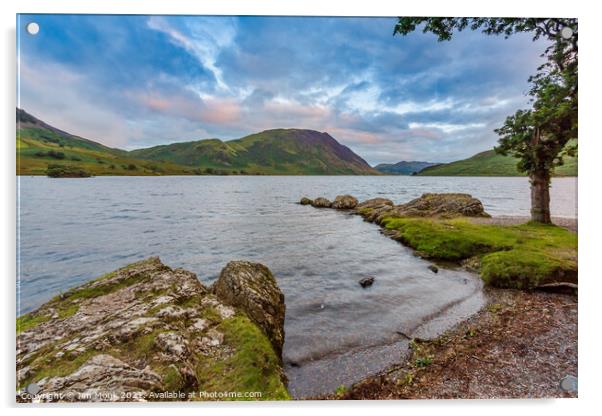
16,257,289,402
358,277,375,288
212,261,286,358
331,194,359,209
428,265,439,274
34,354,163,402
536,282,578,294
388,193,490,218
299,197,313,205
311,197,332,208
356,198,394,209
354,198,395,222
155,332,190,360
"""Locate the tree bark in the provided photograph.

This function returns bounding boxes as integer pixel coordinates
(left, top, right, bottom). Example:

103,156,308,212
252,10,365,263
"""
530,170,552,224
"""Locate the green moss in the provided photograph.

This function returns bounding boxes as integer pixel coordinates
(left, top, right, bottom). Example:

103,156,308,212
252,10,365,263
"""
56,303,79,319
125,329,163,361
382,217,512,260
20,348,99,388
16,312,50,334
381,217,577,289
59,260,163,302
358,207,373,216
163,366,185,392
194,315,289,400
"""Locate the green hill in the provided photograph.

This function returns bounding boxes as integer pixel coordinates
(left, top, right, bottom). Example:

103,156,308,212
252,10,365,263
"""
130,128,378,175
418,148,577,177
17,109,378,176
17,109,195,176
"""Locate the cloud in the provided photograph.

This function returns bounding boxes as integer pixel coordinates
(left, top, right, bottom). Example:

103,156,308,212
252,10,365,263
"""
147,16,237,91
18,14,549,163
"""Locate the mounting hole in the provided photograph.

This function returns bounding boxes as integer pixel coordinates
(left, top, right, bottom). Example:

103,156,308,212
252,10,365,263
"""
26,22,40,36
561,27,573,40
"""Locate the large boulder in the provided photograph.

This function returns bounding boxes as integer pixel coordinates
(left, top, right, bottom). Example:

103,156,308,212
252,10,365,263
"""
212,261,286,358
16,257,289,402
388,193,489,219
331,195,359,209
311,197,332,208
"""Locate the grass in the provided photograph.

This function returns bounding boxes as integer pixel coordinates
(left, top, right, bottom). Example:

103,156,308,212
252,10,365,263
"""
381,217,577,289
16,313,51,334
18,347,99,389
194,315,290,400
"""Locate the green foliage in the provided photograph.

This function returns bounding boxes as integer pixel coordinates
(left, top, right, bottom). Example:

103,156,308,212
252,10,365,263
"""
46,164,92,178
335,385,348,396
415,356,433,368
381,217,577,289
395,18,578,222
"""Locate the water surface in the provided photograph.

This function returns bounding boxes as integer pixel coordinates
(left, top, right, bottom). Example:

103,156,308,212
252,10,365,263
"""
17,175,576,396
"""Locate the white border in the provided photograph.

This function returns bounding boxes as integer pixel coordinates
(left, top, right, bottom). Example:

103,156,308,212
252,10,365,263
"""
2,1,600,415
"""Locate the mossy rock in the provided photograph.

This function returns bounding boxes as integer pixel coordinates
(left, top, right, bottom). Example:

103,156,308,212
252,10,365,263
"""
16,257,289,402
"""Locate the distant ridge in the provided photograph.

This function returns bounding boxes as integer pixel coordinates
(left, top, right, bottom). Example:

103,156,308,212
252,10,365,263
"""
374,161,437,175
417,148,577,177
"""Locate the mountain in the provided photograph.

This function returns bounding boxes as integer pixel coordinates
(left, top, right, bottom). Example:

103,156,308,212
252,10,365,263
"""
17,109,194,176
16,109,378,176
374,161,437,175
417,148,577,177
130,129,378,175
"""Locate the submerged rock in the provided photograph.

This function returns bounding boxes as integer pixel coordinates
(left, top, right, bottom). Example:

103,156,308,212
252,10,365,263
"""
428,265,439,274
212,260,286,358
311,197,332,208
358,277,375,288
331,195,359,209
16,257,289,402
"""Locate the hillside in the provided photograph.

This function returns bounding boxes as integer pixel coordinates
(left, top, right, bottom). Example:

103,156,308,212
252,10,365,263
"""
16,110,377,176
17,109,194,176
418,148,577,177
374,161,437,175
130,129,377,175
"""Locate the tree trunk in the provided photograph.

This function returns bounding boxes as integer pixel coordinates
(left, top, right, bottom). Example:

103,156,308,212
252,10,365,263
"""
530,171,552,223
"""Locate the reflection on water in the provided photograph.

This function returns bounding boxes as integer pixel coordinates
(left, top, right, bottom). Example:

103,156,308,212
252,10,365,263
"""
17,175,576,396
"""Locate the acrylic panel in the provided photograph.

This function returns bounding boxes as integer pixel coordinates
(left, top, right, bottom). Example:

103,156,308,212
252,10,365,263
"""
16,14,578,402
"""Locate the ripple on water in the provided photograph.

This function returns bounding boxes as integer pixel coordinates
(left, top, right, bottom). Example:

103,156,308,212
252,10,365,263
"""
17,176,576,396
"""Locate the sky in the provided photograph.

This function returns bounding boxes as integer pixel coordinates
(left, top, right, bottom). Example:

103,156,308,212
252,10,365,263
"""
18,14,548,164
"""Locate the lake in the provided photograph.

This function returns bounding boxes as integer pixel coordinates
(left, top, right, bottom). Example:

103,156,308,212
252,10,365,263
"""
16,175,577,396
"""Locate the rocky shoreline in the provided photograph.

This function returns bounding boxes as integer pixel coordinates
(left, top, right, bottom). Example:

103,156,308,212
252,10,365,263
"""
17,257,289,402
322,287,577,399
16,192,578,401
300,192,578,399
